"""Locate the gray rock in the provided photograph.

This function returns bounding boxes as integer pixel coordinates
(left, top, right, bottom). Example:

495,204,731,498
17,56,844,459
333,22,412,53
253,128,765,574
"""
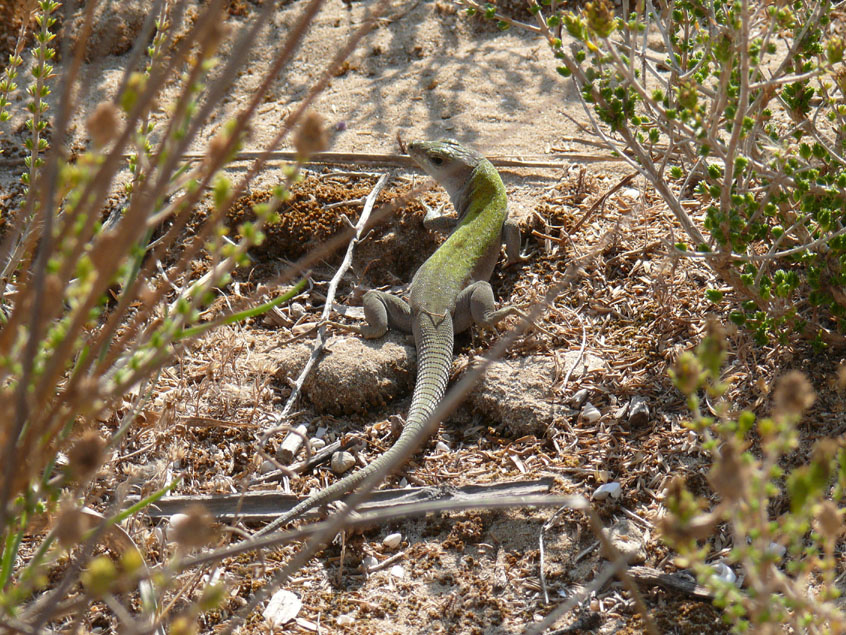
68,0,149,61
330,451,356,475
264,334,415,415
603,518,646,565
628,396,650,427
469,352,605,435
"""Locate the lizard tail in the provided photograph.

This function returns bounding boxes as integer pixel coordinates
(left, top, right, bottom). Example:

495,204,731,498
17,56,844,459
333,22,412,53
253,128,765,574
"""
256,315,454,535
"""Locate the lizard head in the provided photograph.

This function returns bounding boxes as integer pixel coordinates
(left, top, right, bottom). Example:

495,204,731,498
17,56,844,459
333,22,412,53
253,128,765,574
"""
407,139,485,209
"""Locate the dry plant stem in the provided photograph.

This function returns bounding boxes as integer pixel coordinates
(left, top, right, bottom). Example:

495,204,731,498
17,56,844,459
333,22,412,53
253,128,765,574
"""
522,7,714,249
132,495,579,632
539,506,568,604
554,308,586,396
0,0,332,518
111,0,322,244
34,0,226,286
136,0,275,186
104,187,428,423
35,0,393,462
570,172,637,235
529,511,658,635
276,173,390,427
24,69,230,462
0,150,611,168
527,560,623,635
167,150,603,168
26,497,130,630
718,0,749,246
103,0,387,396
0,0,99,532
146,478,552,519
113,0,168,100
17,2,229,394
29,0,327,444
180,495,585,571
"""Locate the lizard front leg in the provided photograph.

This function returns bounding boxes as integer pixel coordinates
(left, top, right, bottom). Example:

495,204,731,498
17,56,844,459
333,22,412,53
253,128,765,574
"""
422,201,457,233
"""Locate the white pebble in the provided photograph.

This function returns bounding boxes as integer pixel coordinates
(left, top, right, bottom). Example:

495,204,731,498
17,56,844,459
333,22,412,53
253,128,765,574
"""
434,441,450,454
570,388,589,407
263,589,301,626
330,451,356,475
592,481,622,501
581,402,601,423
390,564,405,579
767,542,786,558
383,533,402,549
337,614,355,626
167,514,189,542
621,188,640,199
308,438,326,452
712,561,736,584
362,555,378,570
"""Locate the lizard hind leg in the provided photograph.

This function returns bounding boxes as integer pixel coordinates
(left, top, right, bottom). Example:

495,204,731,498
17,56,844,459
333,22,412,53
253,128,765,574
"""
453,280,521,333
359,289,413,339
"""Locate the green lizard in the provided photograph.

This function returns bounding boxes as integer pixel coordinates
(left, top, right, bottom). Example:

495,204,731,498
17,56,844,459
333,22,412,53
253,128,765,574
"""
258,139,524,534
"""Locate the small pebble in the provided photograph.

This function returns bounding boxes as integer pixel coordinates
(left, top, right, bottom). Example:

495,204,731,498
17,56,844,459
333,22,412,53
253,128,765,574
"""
767,542,786,559
290,302,306,318
712,561,736,584
153,526,165,545
259,459,277,475
169,513,188,532
330,451,356,475
621,188,640,199
263,589,302,626
383,532,402,549
628,396,650,426
592,481,622,501
308,438,326,452
390,564,405,579
362,555,378,570
570,388,589,407
581,402,601,423
337,614,355,626
434,441,450,454
603,518,646,564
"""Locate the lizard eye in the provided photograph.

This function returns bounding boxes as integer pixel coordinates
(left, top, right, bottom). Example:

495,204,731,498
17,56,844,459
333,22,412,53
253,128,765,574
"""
431,156,444,166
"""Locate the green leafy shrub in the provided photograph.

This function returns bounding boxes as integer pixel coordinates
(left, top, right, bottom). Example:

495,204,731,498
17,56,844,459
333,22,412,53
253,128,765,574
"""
465,0,846,345
663,321,846,632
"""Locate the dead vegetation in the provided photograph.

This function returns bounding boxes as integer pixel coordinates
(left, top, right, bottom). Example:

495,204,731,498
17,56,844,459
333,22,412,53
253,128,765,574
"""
81,163,843,632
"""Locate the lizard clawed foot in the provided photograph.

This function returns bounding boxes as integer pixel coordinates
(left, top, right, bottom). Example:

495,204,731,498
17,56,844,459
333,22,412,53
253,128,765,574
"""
503,250,533,268
323,320,363,335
